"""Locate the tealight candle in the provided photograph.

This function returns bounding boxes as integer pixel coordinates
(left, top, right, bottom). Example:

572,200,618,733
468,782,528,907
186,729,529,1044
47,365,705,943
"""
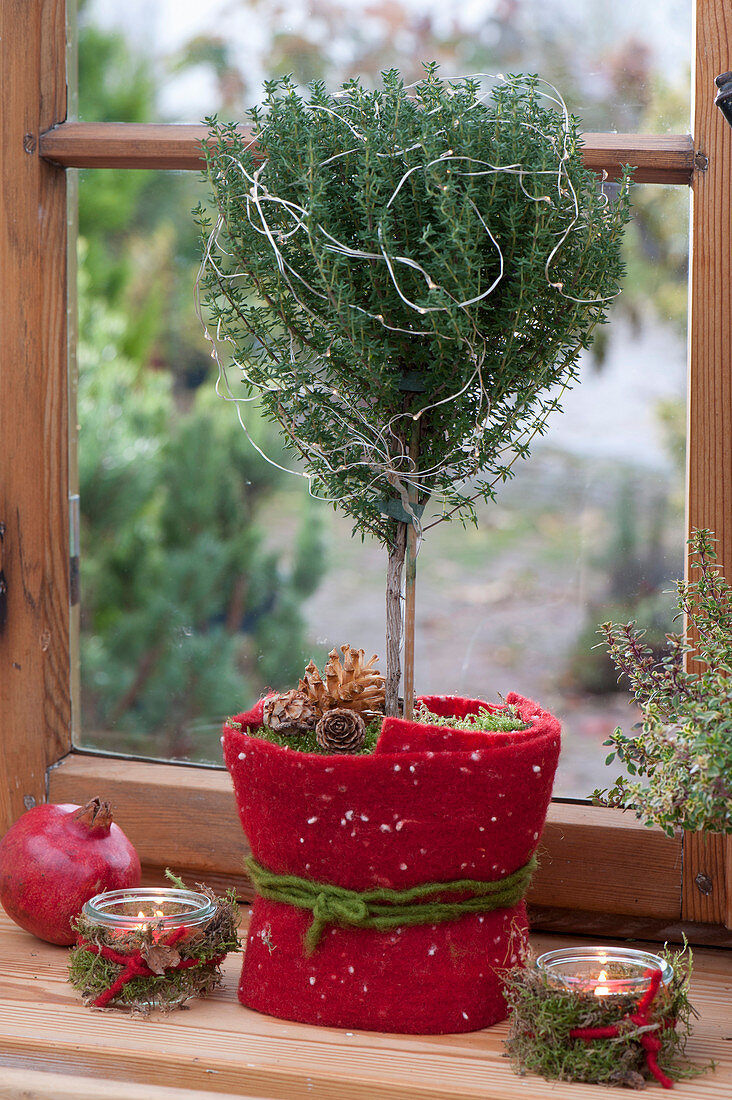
70,884,237,1012
535,945,673,997
82,887,215,941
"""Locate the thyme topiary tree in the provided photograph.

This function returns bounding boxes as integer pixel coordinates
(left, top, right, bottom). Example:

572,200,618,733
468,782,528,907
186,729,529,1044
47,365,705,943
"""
196,66,631,716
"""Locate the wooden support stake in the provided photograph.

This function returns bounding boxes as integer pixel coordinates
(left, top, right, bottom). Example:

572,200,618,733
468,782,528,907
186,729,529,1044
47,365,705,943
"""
384,527,406,717
402,422,421,721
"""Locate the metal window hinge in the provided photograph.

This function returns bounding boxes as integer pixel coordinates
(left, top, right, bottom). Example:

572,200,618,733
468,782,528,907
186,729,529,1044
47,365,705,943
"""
69,494,80,607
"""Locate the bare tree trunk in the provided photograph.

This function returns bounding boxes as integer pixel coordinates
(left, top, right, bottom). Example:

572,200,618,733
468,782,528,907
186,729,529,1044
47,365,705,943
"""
384,523,406,717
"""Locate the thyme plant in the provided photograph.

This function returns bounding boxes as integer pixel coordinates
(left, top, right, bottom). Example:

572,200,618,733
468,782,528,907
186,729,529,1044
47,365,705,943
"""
196,66,631,713
595,529,732,836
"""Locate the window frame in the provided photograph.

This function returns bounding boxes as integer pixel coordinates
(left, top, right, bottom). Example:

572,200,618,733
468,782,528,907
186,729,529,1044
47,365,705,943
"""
1,0,729,937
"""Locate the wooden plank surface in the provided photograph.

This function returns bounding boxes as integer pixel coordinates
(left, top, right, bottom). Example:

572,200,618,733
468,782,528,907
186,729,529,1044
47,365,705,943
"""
48,754,683,920
0,909,729,1100
685,0,732,929
38,121,695,183
683,833,729,926
527,906,732,949
0,0,72,835
0,1066,261,1100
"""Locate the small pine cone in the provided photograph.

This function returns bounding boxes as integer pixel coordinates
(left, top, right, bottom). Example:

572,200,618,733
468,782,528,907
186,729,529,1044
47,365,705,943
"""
315,708,366,753
263,690,318,734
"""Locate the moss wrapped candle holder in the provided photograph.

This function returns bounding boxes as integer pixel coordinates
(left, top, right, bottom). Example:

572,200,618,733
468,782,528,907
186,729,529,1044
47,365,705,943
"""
68,885,239,1012
505,944,706,1089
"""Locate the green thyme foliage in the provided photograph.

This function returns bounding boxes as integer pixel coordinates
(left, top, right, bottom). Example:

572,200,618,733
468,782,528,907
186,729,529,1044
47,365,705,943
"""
197,66,631,545
412,703,528,732
505,943,704,1087
594,529,732,836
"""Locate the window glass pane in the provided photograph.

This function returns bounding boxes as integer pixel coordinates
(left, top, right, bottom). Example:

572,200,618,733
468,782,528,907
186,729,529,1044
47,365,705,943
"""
75,4,690,801
75,171,688,800
83,0,691,132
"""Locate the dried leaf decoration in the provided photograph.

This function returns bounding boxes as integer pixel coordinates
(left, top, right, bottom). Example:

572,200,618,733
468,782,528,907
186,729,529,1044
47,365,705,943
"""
141,943,182,976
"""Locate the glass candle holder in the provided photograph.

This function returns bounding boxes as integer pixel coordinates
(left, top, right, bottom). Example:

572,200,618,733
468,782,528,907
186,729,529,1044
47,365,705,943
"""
70,885,237,1012
535,946,673,997
82,887,215,939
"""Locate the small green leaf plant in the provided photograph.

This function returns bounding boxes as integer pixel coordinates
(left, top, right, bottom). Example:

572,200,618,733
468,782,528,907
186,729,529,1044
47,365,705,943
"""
196,65,631,715
593,529,732,837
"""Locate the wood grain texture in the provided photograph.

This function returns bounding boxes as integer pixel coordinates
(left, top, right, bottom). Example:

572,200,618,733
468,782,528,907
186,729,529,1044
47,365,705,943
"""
528,906,732,948
533,802,682,919
0,1067,253,1100
48,755,682,919
0,909,729,1100
683,832,730,926
0,0,72,835
686,0,732,929
38,121,695,182
726,835,732,928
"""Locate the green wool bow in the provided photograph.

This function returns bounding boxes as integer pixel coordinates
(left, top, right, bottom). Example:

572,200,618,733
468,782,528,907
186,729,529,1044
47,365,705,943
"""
246,854,537,953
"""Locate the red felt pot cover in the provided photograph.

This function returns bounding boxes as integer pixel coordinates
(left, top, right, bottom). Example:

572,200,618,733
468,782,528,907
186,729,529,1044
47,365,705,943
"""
223,692,560,1034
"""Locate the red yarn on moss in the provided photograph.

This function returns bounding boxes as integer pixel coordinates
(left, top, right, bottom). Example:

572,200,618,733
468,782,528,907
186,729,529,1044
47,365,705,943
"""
77,926,226,1008
570,969,675,1089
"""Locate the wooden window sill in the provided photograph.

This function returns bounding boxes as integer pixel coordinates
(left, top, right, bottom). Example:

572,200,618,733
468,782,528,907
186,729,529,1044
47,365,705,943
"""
0,910,729,1099
47,752,684,924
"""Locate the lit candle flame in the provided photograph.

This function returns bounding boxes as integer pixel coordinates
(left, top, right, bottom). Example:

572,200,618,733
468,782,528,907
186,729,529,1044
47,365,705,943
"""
155,910,165,918
594,968,610,997
137,911,146,920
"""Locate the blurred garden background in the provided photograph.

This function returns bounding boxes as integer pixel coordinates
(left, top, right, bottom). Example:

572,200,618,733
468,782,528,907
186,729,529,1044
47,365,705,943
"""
75,0,692,796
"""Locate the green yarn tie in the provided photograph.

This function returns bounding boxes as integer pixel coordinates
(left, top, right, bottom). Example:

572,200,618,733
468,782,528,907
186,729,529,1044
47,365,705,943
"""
246,853,537,953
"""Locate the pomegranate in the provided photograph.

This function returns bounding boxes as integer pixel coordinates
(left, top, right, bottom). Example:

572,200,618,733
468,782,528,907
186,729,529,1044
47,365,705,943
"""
0,797,141,945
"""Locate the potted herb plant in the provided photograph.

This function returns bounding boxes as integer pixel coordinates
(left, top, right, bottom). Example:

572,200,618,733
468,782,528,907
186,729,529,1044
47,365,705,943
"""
595,528,732,838
197,66,631,1033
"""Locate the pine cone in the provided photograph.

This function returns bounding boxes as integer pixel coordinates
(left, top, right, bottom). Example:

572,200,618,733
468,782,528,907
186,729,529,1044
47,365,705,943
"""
298,661,328,712
315,708,366,753
262,690,318,734
299,645,385,719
